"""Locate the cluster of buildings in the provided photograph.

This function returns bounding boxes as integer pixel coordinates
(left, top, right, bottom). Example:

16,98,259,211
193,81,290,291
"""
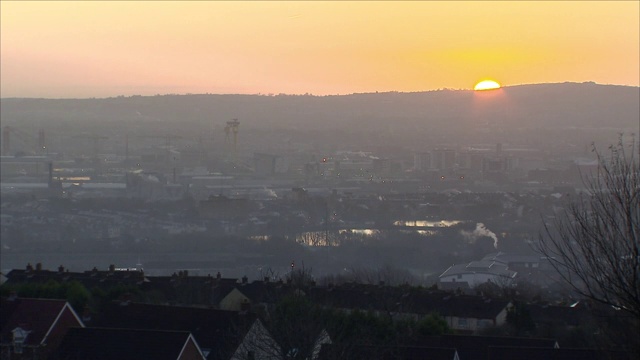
1,178,580,280
1,263,629,360
3,264,516,334
438,252,559,291
0,134,599,201
1,295,274,360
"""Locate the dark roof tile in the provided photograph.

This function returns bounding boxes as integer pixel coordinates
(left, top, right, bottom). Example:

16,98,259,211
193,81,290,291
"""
50,327,203,360
89,302,255,359
488,346,635,360
1,297,79,345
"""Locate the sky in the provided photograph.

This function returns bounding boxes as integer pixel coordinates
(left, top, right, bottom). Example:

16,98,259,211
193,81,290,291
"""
1,1,638,98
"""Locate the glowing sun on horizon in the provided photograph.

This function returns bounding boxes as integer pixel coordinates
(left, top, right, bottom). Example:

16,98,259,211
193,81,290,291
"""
474,80,501,91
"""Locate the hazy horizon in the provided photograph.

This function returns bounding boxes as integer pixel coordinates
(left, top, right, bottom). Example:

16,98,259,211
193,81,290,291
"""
2,2,638,99
1,81,638,101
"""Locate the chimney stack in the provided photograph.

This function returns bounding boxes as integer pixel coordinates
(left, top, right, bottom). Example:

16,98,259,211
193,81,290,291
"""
240,299,250,312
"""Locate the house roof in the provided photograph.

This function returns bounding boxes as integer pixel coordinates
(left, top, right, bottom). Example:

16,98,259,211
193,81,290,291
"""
526,304,590,327
138,275,244,305
231,280,291,303
439,262,517,279
210,282,242,305
89,302,256,360
50,327,204,360
4,268,146,289
308,285,511,320
487,346,635,360
328,345,459,360
481,252,542,265
416,335,558,360
209,279,297,308
0,297,83,346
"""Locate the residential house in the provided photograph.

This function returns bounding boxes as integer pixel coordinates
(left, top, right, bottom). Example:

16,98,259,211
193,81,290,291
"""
4,263,146,290
481,252,559,287
439,260,517,289
418,334,558,360
526,303,587,331
487,346,635,360
213,277,295,314
0,296,84,360
308,285,512,334
482,252,541,269
87,301,280,360
229,320,281,360
219,288,252,311
49,327,206,360
140,272,231,306
319,344,459,360
320,334,558,360
439,252,560,289
430,296,511,333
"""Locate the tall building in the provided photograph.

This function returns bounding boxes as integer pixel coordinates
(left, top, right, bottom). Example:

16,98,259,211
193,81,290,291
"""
430,148,456,170
413,152,431,171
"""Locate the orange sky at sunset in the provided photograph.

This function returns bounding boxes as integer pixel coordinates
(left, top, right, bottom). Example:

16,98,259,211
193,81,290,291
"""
1,1,638,98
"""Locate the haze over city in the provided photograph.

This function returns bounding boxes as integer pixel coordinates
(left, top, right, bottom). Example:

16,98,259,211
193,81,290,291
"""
1,2,639,359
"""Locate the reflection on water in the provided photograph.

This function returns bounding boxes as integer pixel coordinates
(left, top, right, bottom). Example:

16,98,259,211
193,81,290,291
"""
338,229,379,236
251,221,464,247
295,231,335,247
295,226,447,247
295,229,382,247
407,230,437,236
393,220,463,227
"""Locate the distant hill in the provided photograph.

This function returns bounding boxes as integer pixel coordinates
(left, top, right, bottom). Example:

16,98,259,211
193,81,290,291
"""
1,82,638,133
498,82,638,129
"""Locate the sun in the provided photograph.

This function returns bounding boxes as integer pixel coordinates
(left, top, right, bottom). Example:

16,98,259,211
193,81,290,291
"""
474,80,501,91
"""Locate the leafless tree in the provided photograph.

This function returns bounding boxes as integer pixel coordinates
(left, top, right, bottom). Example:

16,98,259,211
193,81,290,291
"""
286,265,315,289
537,136,639,350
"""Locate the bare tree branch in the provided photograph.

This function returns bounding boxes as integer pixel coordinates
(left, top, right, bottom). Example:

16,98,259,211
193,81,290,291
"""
537,135,639,321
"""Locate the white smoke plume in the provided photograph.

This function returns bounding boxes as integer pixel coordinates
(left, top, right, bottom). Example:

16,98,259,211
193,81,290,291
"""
461,222,499,249
263,188,278,198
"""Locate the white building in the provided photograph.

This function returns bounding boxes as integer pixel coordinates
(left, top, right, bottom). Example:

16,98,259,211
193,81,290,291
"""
439,260,517,288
